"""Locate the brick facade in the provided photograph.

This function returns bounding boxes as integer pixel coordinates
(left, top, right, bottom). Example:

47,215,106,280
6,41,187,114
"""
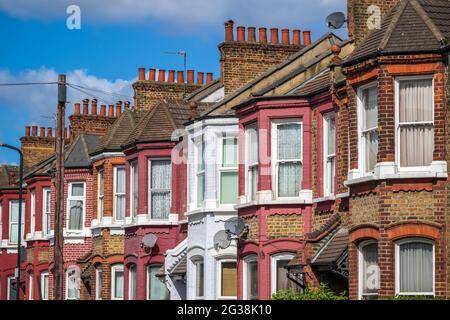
20,126,55,170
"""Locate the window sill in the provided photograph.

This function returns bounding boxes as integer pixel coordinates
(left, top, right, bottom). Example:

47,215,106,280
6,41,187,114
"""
235,190,312,209
312,195,336,203
25,232,52,242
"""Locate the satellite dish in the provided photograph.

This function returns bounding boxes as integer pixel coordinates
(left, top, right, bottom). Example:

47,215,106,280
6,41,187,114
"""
213,230,231,250
326,12,347,30
225,217,246,236
142,234,158,249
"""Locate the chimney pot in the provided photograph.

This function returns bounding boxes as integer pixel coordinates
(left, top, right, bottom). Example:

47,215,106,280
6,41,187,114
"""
149,68,156,81
91,98,98,115
158,69,166,82
187,70,195,84
168,70,175,83
281,29,290,45
270,28,279,44
177,71,184,83
100,105,107,116
206,72,213,84
32,126,38,137
124,101,131,110
237,26,245,42
248,27,256,42
197,72,204,84
74,103,81,115
138,67,145,80
293,29,301,45
225,20,234,41
259,27,267,44
116,101,122,117
82,99,89,115
25,126,31,137
303,31,311,46
47,127,53,138
108,105,115,117
39,127,45,138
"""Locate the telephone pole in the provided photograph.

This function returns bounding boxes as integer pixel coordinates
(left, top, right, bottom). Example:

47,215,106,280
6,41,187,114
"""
53,74,66,300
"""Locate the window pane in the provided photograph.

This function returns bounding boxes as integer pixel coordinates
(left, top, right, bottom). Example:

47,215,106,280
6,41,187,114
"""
247,260,258,300
129,266,136,300
400,126,434,167
221,262,237,297
327,117,335,155
96,267,102,300
362,243,379,296
116,167,126,193
69,200,83,230
132,163,138,216
326,157,335,195
222,138,238,168
277,123,301,160
151,191,170,220
98,171,104,195
67,269,79,299
220,172,238,204
399,242,433,293
197,173,205,206
148,266,168,300
247,126,258,164
151,160,171,189
196,262,204,297
197,141,205,172
41,274,49,300
363,86,378,129
276,259,298,292
399,79,433,122
71,183,84,197
114,270,124,299
365,130,378,172
250,167,258,201
9,278,17,300
116,195,125,221
278,163,302,197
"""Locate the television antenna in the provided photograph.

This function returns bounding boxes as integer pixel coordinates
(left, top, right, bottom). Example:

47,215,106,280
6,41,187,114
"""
213,230,232,250
326,12,347,30
164,50,188,97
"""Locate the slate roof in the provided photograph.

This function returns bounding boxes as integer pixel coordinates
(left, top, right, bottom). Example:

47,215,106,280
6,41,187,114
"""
289,69,331,97
345,0,450,66
0,165,19,189
91,109,143,156
310,228,348,266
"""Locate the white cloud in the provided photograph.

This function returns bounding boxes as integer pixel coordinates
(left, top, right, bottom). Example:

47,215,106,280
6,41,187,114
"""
0,67,134,128
0,0,346,30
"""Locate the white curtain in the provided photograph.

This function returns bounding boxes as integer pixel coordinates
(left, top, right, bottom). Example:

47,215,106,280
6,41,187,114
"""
67,270,80,299
72,184,84,196
399,79,433,167
45,191,51,234
363,86,378,172
69,200,83,230
151,160,171,219
114,270,124,299
399,242,433,293
277,123,302,197
9,201,25,243
148,266,168,300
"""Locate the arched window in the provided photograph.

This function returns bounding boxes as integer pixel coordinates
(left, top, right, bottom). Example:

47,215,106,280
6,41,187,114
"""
147,265,169,300
128,264,137,300
358,240,379,300
111,264,124,300
270,253,298,295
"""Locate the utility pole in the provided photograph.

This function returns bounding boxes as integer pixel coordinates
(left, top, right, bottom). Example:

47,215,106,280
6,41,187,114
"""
54,74,66,300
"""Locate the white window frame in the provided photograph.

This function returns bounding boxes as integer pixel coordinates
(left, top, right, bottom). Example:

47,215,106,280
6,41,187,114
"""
42,188,51,236
9,200,25,244
271,119,303,199
216,259,237,300
395,237,435,296
270,252,295,295
323,113,336,197
111,264,124,300
40,271,49,300
146,264,168,300
66,268,80,300
95,265,102,300
358,240,379,300
394,75,435,172
217,135,239,205
128,264,137,300
30,189,36,234
243,255,258,300
113,166,126,222
7,276,16,300
28,272,34,300
194,139,206,208
130,161,139,218
245,123,258,202
66,182,86,232
148,158,172,220
97,169,104,219
194,259,204,300
357,82,378,176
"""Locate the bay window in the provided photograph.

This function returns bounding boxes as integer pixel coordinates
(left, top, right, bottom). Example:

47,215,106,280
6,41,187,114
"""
67,182,85,231
358,241,379,300
358,84,378,174
130,161,138,217
9,200,25,244
95,265,102,300
196,140,206,207
246,123,258,202
396,238,434,295
218,260,237,299
98,170,104,218
271,253,298,295
147,265,169,300
243,255,258,300
40,272,49,300
114,166,126,221
30,189,36,234
220,137,238,204
42,188,51,236
323,113,336,196
149,159,171,220
396,77,434,169
194,260,204,299
272,120,302,198
111,264,124,300
128,264,137,300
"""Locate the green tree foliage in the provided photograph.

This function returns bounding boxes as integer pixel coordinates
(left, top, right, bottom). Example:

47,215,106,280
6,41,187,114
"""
272,283,347,300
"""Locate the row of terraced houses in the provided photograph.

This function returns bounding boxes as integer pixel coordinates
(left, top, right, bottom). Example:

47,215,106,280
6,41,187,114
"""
2,0,450,300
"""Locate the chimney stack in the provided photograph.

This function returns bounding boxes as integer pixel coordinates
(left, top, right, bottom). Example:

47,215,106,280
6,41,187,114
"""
116,101,122,117
259,27,267,44
197,72,204,84
303,31,311,46
293,29,301,45
270,28,279,44
225,20,234,41
47,127,53,138
158,69,165,82
25,126,31,137
281,29,290,45
91,99,98,115
237,26,245,42
149,68,156,81
40,127,45,138
206,73,213,84
74,103,81,115
138,67,145,80
189,101,199,121
248,27,256,42
32,126,38,137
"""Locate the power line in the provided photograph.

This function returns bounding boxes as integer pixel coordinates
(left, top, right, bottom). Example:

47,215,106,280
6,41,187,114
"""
66,83,114,106
66,82,133,100
0,82,58,86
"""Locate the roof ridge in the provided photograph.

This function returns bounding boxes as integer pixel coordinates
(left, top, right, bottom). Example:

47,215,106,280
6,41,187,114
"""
379,0,410,51
410,0,447,44
160,102,179,131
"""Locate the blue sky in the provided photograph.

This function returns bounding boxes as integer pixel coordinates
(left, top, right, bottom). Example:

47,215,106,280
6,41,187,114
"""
0,0,346,164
